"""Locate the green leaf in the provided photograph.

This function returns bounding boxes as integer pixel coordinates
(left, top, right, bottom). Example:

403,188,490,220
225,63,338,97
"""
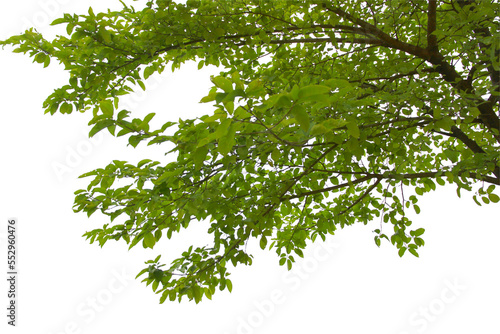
66,23,74,35
291,105,310,131
259,236,267,250
200,92,216,103
193,146,209,168
215,118,232,139
137,159,153,167
211,76,233,93
408,248,419,257
60,102,73,114
128,135,142,148
137,80,146,91
310,124,329,136
98,27,112,43
489,193,500,203
224,101,234,115
413,228,425,237
34,52,46,64
100,100,114,117
398,247,407,257
117,110,130,120
298,85,330,100
144,65,156,80
107,125,116,135
156,168,182,184
444,149,459,163
414,237,425,246
435,117,455,131
141,112,156,127
323,119,347,129
258,29,271,44
218,124,236,155
192,286,201,303
51,17,67,26
205,288,213,300
346,121,360,138
275,94,292,108
325,78,352,89
271,149,281,162
246,79,263,96
43,56,51,68
143,232,156,249
89,120,115,137
196,134,215,148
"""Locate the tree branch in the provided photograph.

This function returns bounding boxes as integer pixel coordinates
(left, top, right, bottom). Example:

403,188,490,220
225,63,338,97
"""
427,0,439,54
284,170,500,200
321,3,430,59
285,175,375,200
337,178,382,215
450,125,486,154
268,37,383,45
320,1,499,141
449,125,500,179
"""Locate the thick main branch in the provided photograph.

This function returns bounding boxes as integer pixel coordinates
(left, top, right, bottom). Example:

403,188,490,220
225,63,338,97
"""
427,0,438,54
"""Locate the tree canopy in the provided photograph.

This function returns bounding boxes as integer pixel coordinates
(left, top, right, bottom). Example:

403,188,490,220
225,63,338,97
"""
1,0,499,303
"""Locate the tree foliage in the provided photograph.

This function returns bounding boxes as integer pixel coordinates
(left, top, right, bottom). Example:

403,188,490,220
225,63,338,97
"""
2,0,499,303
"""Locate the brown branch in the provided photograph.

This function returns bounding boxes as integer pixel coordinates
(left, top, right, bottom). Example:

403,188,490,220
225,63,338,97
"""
242,106,305,147
429,57,500,142
320,2,499,141
321,3,430,59
427,0,439,54
285,175,375,200
269,37,383,45
449,125,500,179
337,178,382,215
284,170,500,201
472,28,500,105
352,67,439,84
427,2,500,141
450,126,486,154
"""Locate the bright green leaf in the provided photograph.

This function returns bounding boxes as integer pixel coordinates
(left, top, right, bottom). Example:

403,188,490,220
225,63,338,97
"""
291,105,310,131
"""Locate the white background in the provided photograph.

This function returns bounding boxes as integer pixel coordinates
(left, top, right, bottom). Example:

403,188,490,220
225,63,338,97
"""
1,1,499,333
